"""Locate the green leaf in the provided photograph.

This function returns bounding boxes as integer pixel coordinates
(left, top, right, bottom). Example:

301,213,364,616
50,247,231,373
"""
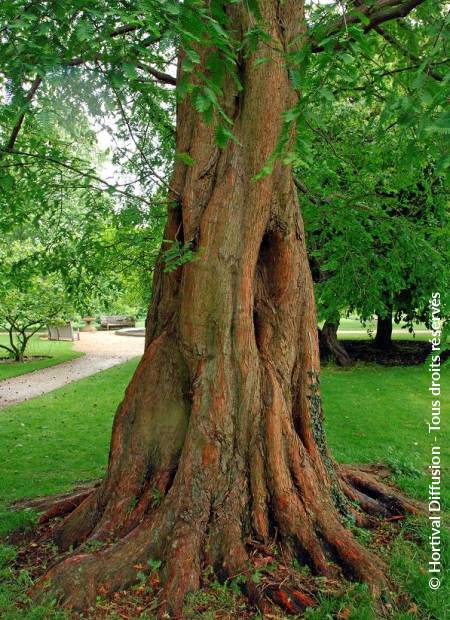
348,10,370,26
214,124,238,148
192,91,212,114
175,152,195,165
425,111,450,133
319,87,335,102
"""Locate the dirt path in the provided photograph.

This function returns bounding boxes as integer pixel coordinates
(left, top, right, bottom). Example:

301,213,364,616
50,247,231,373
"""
0,332,144,409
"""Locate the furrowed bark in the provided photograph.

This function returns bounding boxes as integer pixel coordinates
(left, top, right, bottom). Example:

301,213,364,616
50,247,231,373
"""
32,2,420,616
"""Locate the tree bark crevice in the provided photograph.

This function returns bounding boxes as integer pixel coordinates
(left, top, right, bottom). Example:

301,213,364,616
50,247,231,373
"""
31,2,420,616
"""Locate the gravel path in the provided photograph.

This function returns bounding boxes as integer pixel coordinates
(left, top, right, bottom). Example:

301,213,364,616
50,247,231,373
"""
0,329,428,409
0,332,144,409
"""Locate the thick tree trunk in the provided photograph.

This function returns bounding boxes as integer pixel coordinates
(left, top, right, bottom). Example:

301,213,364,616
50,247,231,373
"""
319,319,352,366
33,3,420,616
375,312,393,349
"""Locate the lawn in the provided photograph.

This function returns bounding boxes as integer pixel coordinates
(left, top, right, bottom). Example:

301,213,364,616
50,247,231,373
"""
0,335,83,381
322,363,449,506
0,357,448,619
318,317,429,333
0,358,139,526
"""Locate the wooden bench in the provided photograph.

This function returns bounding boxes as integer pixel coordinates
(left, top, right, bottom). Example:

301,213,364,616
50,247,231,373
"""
48,321,80,341
100,315,136,331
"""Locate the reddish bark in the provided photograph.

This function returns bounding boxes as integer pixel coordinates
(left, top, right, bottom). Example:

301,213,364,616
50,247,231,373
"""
32,3,420,616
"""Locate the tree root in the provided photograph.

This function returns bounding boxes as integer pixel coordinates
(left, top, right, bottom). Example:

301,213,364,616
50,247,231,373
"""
25,449,424,618
27,459,421,617
10,481,100,525
32,514,164,611
340,464,424,517
266,586,316,614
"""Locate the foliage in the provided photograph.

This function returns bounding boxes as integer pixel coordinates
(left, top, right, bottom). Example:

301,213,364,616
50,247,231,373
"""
163,240,200,273
0,272,69,361
0,0,448,332
298,98,449,329
0,112,166,341
291,2,450,330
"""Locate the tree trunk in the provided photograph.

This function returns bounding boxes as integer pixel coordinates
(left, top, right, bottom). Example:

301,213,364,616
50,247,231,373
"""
374,312,393,349
7,328,21,361
319,319,352,366
18,333,28,362
34,3,420,616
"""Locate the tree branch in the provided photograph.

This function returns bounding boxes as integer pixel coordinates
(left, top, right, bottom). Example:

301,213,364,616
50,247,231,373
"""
1,23,163,150
140,65,177,86
107,81,176,193
311,0,428,52
109,24,141,38
0,342,16,356
0,148,166,209
3,76,42,153
67,56,176,86
374,25,444,81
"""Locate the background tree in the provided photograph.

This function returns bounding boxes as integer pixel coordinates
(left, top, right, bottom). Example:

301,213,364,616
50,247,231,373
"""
300,113,448,353
292,18,449,357
0,273,68,362
0,0,447,616
0,103,168,336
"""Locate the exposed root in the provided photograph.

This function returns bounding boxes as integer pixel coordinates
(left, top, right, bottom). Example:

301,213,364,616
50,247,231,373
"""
33,516,163,610
25,421,420,618
29,464,419,618
27,409,421,618
157,526,203,618
52,489,101,551
266,586,316,614
10,481,100,523
340,464,424,517
318,518,388,596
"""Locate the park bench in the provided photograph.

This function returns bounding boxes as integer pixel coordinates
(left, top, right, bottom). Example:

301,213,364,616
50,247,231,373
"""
47,321,80,341
100,315,135,331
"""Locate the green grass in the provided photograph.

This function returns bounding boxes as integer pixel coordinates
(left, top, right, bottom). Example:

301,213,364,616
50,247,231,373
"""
337,318,428,332
338,317,377,331
0,357,448,618
339,332,433,341
0,358,140,523
322,362,450,507
0,335,83,381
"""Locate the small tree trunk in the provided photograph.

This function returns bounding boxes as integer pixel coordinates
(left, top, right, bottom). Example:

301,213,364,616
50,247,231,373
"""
319,319,352,366
10,341,21,362
33,3,420,616
374,313,393,349
18,333,29,362
7,329,22,361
